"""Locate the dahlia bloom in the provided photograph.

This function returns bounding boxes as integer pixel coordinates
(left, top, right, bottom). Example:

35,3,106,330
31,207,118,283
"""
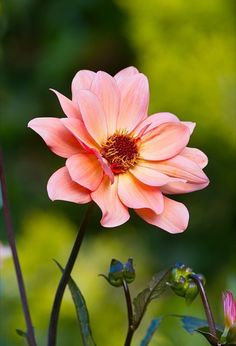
28,66,209,233
223,291,236,330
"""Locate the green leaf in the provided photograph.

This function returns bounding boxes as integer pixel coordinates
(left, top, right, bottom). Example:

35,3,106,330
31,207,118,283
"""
140,317,162,346
173,315,223,337
133,269,170,327
177,315,209,334
55,260,96,346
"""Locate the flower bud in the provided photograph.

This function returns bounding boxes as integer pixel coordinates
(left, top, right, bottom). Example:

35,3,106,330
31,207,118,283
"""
123,258,135,284
169,263,205,304
100,258,136,287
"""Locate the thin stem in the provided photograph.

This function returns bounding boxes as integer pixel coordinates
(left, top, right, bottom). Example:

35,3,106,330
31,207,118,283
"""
0,149,37,346
47,205,92,346
122,279,135,346
190,274,217,338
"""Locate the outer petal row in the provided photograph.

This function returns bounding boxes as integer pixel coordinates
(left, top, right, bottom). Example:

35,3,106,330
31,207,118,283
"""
135,197,189,234
47,167,91,203
28,117,81,158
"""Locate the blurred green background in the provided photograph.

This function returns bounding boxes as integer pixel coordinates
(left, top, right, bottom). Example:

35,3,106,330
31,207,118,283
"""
0,0,235,345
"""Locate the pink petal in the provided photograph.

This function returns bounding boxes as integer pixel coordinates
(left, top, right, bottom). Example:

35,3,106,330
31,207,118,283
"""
61,118,99,150
116,73,149,132
50,89,81,119
91,71,120,135
66,153,104,191
145,155,209,184
90,149,114,184
71,70,96,102
180,147,208,168
134,112,180,136
118,173,164,214
91,176,130,227
61,118,114,183
130,163,184,186
141,122,190,161
47,167,91,203
135,197,189,234
161,181,209,194
28,117,81,158
114,66,139,82
77,90,107,145
182,121,196,135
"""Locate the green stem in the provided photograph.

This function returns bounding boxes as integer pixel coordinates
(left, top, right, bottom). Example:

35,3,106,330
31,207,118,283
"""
190,274,217,338
0,149,37,346
47,205,92,346
122,280,135,346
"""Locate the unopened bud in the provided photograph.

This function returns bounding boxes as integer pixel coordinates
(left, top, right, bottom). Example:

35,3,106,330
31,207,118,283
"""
100,258,136,287
123,258,135,283
169,263,205,304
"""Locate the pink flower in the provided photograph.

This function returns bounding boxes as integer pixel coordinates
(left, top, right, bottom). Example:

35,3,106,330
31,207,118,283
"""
223,291,236,329
28,66,209,233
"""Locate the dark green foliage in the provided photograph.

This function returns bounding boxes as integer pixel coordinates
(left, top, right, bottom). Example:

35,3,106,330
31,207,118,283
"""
133,269,170,327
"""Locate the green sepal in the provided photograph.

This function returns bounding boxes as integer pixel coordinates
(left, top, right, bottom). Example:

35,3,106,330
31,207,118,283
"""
108,259,124,286
226,324,236,344
123,258,135,283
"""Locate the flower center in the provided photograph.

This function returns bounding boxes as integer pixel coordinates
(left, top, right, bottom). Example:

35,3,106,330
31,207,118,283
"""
101,132,140,174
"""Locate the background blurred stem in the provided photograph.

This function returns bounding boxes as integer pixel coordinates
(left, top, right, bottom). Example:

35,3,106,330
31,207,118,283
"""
0,149,37,346
122,279,135,346
47,205,92,346
190,274,217,338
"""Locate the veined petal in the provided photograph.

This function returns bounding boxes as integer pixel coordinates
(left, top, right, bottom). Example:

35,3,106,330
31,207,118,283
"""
180,147,208,168
71,70,96,102
161,180,209,194
50,89,81,119
47,167,91,203
28,117,81,158
61,118,99,150
141,122,190,160
114,66,139,82
77,90,107,145
135,197,189,234
91,176,130,227
134,112,180,136
66,153,103,191
91,71,120,135
144,156,209,183
116,73,149,132
130,163,184,186
118,173,164,214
